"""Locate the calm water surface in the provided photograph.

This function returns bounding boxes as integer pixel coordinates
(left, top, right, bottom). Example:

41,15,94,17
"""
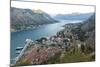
11,20,81,63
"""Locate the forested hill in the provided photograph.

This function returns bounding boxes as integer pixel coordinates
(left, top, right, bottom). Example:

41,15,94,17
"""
11,7,57,31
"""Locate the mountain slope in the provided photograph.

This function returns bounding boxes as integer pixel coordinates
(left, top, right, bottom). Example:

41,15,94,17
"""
11,7,57,31
71,14,95,52
81,14,95,49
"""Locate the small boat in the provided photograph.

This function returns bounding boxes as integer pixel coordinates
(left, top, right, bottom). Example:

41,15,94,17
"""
16,51,21,54
16,47,23,50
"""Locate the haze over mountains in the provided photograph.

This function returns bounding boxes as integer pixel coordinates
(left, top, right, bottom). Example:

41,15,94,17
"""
11,7,57,31
11,7,94,32
54,13,94,20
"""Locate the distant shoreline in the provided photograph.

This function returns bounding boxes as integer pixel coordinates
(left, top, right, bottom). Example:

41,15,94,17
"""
11,21,59,33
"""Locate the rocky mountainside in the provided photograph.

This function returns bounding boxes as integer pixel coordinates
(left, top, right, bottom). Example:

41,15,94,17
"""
81,13,95,32
71,13,95,52
81,14,95,49
11,7,57,31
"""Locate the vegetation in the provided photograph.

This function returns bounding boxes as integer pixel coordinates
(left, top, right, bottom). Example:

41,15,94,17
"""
15,59,31,66
11,7,57,31
60,50,95,63
46,14,95,64
12,14,95,66
47,48,95,64
46,52,61,64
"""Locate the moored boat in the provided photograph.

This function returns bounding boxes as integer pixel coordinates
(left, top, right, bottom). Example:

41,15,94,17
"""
16,47,23,50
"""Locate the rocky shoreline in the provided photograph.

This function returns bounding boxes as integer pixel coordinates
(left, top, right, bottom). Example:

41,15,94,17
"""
11,24,44,32
11,21,59,33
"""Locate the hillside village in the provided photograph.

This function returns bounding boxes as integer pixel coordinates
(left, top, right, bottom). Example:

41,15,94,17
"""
12,14,95,66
